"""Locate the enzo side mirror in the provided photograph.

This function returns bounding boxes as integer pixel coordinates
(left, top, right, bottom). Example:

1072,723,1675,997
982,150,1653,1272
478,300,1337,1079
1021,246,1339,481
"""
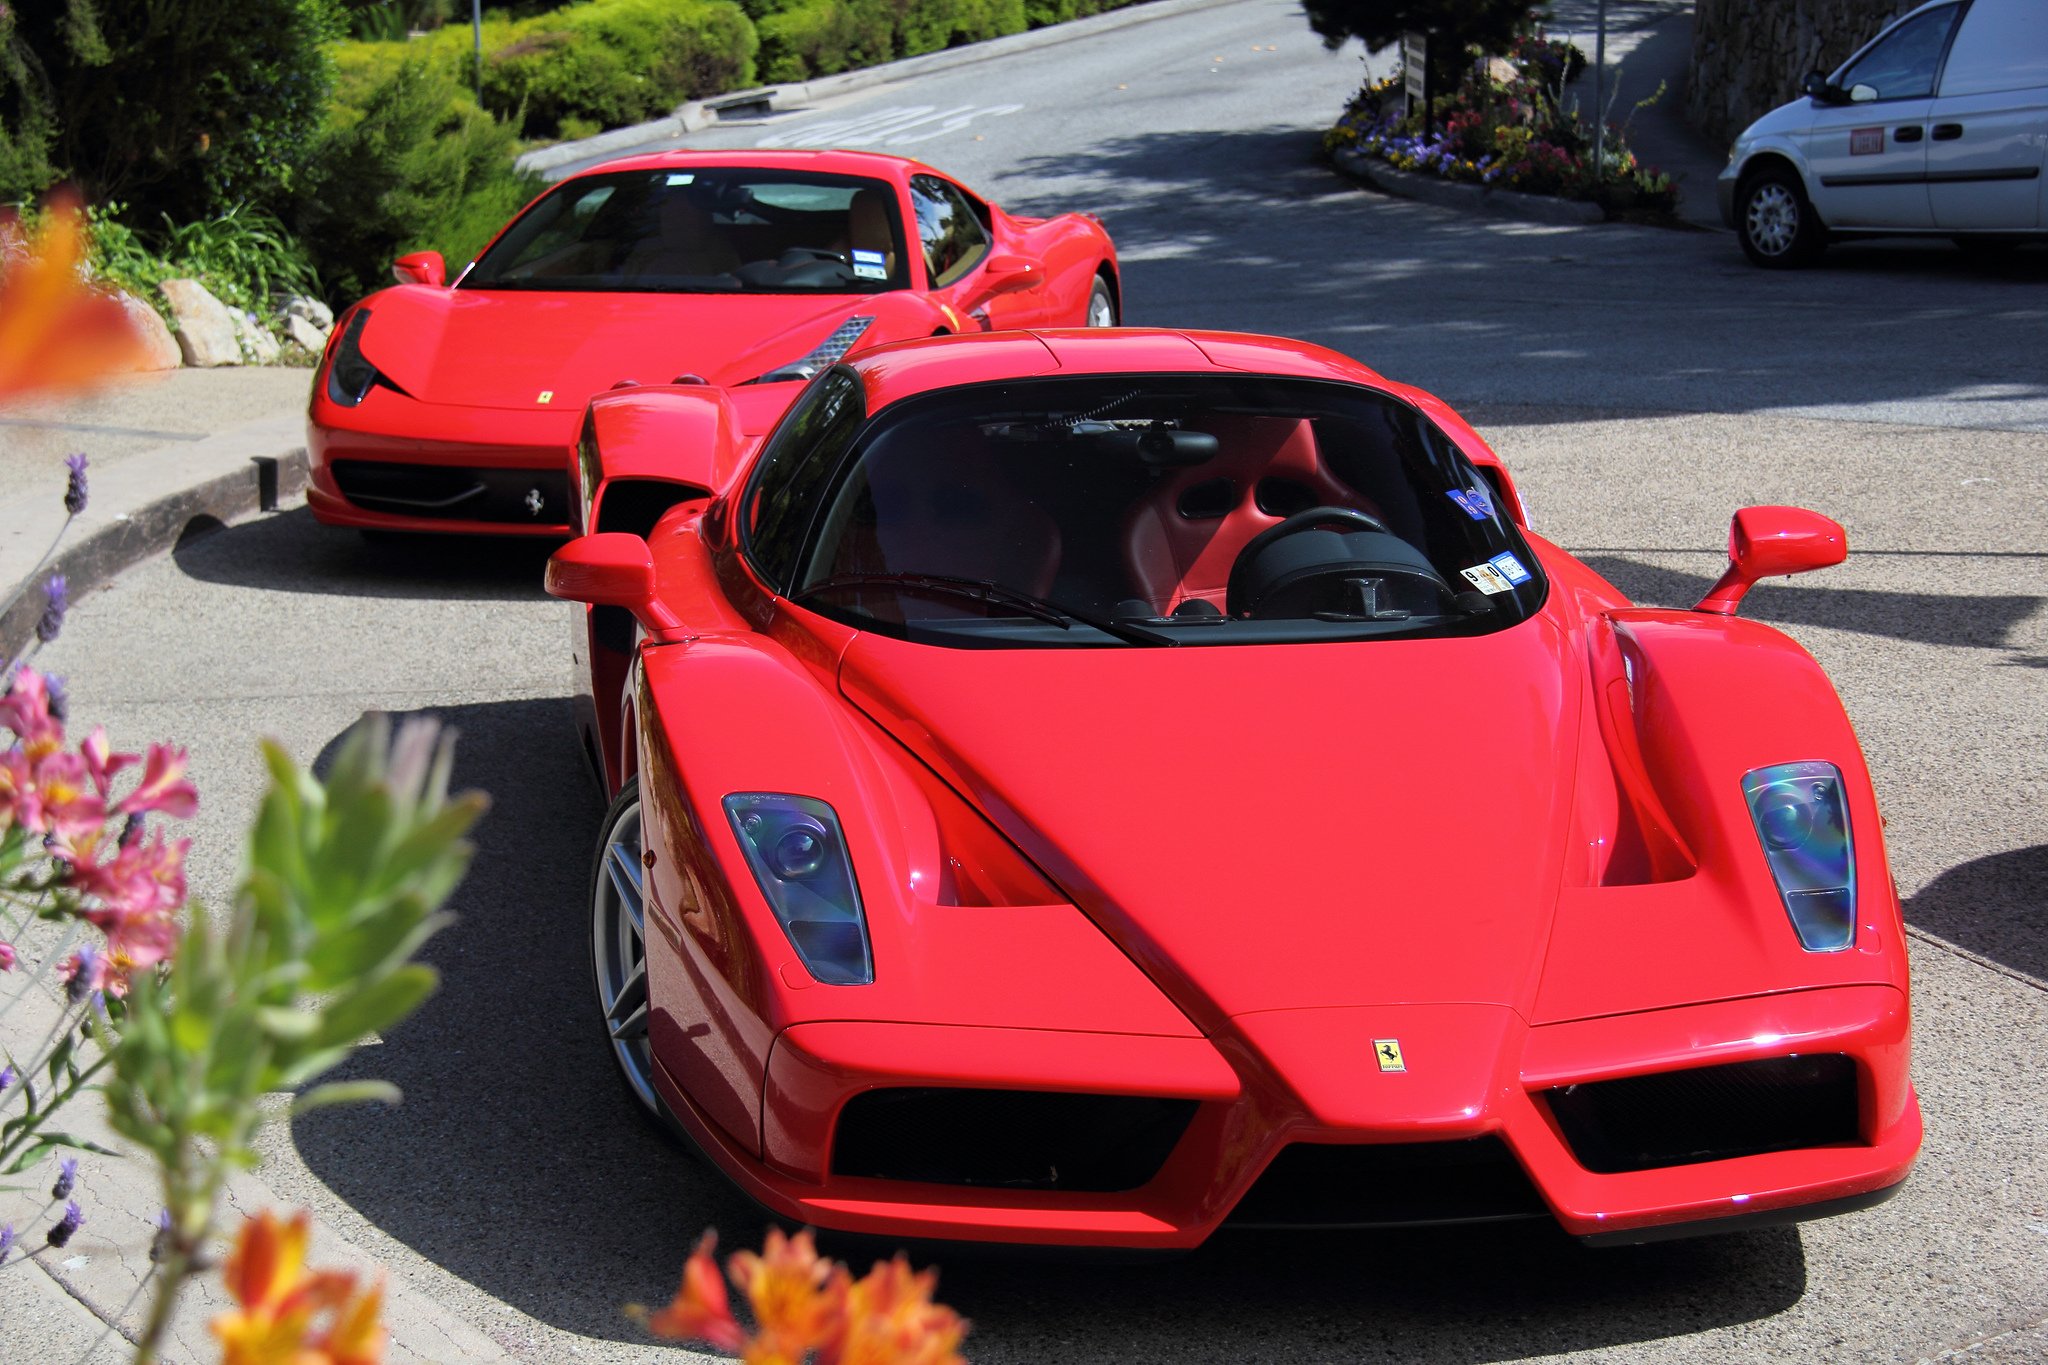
546,533,685,635
980,253,1044,296
392,251,447,287
1693,506,1847,617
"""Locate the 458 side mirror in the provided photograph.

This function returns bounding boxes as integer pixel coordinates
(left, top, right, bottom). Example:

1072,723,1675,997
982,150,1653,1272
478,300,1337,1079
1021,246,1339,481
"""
1693,506,1847,617
392,251,447,287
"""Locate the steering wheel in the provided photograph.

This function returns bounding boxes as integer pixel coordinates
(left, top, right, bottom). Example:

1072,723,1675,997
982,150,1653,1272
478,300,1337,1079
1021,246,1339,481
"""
777,247,850,267
1226,506,1450,619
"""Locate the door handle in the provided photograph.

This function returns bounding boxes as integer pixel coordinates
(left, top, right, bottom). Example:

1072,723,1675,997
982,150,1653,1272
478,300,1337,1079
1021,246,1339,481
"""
1931,123,1964,140
1893,125,1923,143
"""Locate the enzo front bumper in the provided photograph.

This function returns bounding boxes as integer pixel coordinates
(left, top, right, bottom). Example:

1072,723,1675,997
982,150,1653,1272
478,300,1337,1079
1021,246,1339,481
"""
655,985,1917,1248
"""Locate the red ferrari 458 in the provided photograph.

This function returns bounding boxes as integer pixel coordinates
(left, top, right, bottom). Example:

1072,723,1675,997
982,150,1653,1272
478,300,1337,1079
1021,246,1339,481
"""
305,150,1118,536
544,328,1919,1249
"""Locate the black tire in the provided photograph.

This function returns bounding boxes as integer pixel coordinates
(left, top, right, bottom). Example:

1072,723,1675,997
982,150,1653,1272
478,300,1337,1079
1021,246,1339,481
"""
1737,165,1826,268
588,778,690,1145
1086,273,1119,327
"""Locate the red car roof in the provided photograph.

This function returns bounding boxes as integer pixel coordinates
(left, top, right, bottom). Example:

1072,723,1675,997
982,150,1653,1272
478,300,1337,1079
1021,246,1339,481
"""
569,147,941,182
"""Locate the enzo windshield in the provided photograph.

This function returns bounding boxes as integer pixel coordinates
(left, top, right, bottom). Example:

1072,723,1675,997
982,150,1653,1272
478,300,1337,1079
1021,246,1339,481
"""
787,374,1546,647
461,169,911,294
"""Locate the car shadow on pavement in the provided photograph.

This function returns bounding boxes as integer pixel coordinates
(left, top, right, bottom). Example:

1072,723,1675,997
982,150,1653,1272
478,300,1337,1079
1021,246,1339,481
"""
1904,844,2048,984
1579,556,2044,654
172,507,556,602
291,697,1810,1359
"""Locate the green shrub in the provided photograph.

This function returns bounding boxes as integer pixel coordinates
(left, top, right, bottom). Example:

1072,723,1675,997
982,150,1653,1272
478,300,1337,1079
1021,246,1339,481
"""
757,0,892,82
90,203,324,322
298,58,543,304
1022,0,1140,27
484,0,756,137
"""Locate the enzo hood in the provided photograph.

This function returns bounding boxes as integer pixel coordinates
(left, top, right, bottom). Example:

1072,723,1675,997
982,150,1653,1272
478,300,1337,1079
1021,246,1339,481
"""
350,284,945,409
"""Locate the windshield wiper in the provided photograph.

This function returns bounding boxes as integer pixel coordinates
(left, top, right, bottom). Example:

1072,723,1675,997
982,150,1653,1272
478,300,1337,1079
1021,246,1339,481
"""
795,573,1173,646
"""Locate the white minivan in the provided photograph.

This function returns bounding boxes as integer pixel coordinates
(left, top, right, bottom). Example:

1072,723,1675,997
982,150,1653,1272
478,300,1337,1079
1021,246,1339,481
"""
1718,0,2047,266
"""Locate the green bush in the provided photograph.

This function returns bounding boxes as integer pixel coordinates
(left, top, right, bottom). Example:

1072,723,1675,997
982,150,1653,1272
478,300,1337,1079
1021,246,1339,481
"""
485,0,757,137
757,0,1027,83
1022,0,1141,27
90,204,324,322
298,58,543,304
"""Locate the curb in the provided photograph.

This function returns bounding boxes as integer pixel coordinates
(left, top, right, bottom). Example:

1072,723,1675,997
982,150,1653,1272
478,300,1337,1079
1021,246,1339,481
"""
516,0,1242,176
1330,145,1607,227
0,413,308,659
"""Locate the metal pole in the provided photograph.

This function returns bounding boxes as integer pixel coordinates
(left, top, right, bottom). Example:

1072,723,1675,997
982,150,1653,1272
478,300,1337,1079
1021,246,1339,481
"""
473,0,484,99
1593,0,1607,179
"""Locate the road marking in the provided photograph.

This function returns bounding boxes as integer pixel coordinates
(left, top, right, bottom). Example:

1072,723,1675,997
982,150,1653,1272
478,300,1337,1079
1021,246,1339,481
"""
755,103,1023,149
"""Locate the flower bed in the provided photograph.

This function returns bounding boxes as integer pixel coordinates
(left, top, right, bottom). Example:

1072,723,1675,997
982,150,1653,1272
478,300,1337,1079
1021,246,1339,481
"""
1325,33,1677,219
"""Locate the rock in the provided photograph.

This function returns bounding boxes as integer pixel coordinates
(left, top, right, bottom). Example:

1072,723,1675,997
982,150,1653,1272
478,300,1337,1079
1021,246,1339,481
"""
159,279,240,367
116,291,182,371
234,310,281,364
282,295,334,331
286,314,329,353
1688,0,1911,144
1483,57,1518,85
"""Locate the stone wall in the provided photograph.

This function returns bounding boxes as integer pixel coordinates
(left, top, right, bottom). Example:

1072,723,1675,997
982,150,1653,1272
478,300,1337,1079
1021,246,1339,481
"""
1687,0,1913,146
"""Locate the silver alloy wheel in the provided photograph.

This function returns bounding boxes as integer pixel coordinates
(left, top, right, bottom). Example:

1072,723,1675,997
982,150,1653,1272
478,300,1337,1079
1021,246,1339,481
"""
1746,182,1800,258
1087,280,1116,327
593,797,658,1114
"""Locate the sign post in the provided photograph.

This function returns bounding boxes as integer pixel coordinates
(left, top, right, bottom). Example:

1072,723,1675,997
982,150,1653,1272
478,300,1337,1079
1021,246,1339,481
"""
1402,30,1429,132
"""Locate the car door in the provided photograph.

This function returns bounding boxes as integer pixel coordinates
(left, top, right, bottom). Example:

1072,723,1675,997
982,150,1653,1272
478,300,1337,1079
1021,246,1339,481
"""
1798,3,1963,228
909,174,1047,333
1925,0,2048,229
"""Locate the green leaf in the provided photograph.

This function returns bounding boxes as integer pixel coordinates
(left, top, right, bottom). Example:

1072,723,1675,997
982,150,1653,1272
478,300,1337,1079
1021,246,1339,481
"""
290,1079,401,1115
1,1134,119,1174
305,964,438,1052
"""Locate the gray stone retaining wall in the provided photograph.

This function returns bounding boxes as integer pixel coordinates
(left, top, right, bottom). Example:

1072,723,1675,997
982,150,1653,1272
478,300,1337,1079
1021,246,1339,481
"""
1687,0,1912,146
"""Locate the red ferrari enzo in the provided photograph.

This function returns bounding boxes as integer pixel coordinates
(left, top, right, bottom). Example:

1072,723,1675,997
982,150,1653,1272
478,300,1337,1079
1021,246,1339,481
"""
305,150,1118,536
544,329,1919,1248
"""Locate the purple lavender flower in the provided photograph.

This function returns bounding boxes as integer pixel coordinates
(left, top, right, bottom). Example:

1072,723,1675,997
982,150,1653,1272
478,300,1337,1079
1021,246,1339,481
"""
0,1065,14,1092
63,453,88,516
51,1156,77,1201
65,946,99,1004
36,575,66,645
46,1200,82,1248
43,674,67,723
0,1224,14,1266
149,1208,173,1263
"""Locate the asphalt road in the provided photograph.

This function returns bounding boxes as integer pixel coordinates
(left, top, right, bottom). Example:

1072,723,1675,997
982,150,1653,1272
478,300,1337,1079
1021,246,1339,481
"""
32,0,2048,1360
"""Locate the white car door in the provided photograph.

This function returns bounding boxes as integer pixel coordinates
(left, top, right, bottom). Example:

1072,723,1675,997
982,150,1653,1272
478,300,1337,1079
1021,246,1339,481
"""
1925,0,2048,230
1799,3,1963,229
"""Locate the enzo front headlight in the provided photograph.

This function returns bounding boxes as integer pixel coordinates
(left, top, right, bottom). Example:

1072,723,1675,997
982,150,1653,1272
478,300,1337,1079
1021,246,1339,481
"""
1742,761,1855,952
325,309,379,407
754,316,874,384
724,792,873,984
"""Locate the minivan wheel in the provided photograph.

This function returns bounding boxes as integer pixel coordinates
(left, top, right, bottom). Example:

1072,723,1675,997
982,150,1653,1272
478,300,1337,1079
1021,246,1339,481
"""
1738,166,1826,268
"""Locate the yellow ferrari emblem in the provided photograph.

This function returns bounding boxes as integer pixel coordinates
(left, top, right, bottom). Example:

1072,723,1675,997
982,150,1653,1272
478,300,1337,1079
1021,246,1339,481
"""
1374,1038,1406,1073
537,390,554,404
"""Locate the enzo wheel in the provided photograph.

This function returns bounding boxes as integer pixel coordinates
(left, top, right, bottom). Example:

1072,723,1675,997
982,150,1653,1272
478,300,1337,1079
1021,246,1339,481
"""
1738,166,1825,268
1086,274,1118,327
589,779,676,1134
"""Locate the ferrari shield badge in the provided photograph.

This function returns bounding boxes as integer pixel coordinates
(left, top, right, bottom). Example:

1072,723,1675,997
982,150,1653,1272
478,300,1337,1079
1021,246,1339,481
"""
1374,1038,1406,1073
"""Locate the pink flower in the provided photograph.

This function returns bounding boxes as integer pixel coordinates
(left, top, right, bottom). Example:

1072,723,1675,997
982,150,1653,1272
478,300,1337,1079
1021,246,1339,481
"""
0,942,14,971
104,907,178,977
19,751,106,839
118,744,197,819
67,828,189,922
0,669,63,756
80,727,135,797
57,945,111,998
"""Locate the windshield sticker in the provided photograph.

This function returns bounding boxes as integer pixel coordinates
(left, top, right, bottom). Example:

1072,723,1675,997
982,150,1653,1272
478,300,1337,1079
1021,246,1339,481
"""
851,249,888,280
1461,563,1514,595
1488,552,1532,585
664,173,696,185
1447,488,1492,520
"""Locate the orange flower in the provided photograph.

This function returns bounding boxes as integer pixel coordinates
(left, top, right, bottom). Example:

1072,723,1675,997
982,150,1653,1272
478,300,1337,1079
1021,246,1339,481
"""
822,1256,968,1365
211,1209,386,1365
636,1232,746,1350
729,1227,840,1357
0,195,151,405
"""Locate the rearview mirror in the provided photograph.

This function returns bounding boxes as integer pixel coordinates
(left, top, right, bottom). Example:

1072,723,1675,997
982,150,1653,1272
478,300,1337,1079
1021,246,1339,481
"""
1693,506,1847,616
980,253,1044,296
392,251,447,287
546,533,685,635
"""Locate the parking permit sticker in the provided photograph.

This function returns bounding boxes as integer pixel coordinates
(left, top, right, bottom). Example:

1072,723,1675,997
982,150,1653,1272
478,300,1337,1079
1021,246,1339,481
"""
1448,487,1493,520
851,249,888,280
1849,127,1883,156
1488,552,1532,585
1461,563,1514,594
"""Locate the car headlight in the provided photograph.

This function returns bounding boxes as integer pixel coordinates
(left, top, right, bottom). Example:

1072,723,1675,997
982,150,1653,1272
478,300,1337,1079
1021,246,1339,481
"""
754,316,874,384
724,792,873,984
325,309,380,407
1742,761,1855,952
